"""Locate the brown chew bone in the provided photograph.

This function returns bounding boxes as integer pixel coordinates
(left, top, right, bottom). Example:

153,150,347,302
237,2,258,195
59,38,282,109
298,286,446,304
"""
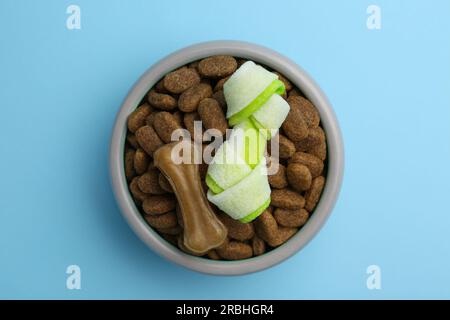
153,141,227,254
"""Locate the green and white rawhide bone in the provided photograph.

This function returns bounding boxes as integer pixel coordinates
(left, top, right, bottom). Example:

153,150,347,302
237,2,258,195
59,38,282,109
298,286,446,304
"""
206,61,291,222
250,93,290,140
205,119,266,194
207,157,271,222
224,61,286,127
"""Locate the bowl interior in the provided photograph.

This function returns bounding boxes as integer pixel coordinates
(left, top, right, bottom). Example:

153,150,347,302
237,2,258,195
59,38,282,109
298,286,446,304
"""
110,41,344,275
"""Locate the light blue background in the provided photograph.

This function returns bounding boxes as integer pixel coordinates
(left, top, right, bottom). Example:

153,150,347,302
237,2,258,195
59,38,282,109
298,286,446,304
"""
1,0,449,299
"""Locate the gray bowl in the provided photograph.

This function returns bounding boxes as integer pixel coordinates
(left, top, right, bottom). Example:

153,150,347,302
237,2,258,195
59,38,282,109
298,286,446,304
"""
109,40,344,275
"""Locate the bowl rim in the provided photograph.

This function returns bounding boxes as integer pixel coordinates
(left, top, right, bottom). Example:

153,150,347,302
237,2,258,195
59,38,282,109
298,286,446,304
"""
109,40,344,276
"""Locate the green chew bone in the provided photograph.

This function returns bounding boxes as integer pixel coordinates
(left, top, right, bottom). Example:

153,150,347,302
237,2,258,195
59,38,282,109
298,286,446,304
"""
250,93,290,140
206,61,291,223
228,79,285,126
205,145,251,194
205,119,264,193
207,158,271,221
239,197,271,223
224,61,279,122
205,174,224,194
235,119,266,168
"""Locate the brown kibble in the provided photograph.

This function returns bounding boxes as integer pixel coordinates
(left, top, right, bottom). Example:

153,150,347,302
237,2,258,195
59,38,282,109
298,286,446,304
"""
183,112,202,141
289,152,324,178
288,96,320,128
147,90,177,111
124,149,136,181
145,113,157,127
212,90,227,110
254,210,296,247
287,163,312,192
294,127,325,151
271,189,305,209
251,236,266,256
134,148,150,175
178,82,213,112
305,176,325,212
274,72,293,91
145,211,177,229
138,169,166,194
126,134,139,149
254,210,278,245
172,111,183,126
268,163,288,189
214,76,230,92
153,112,182,143
308,140,327,161
155,79,169,93
163,67,200,94
207,250,221,260
129,177,147,203
157,225,182,235
198,98,228,135
271,227,297,247
282,98,308,142
278,134,296,159
135,125,163,156
214,236,229,251
274,208,309,228
188,61,199,71
294,127,326,161
142,195,176,215
198,55,237,78
158,173,173,193
127,104,152,133
294,128,327,160
217,213,254,241
217,241,253,260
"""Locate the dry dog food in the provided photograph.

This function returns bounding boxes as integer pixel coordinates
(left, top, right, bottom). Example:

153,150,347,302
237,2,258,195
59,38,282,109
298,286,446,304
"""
124,55,328,260
178,82,213,112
